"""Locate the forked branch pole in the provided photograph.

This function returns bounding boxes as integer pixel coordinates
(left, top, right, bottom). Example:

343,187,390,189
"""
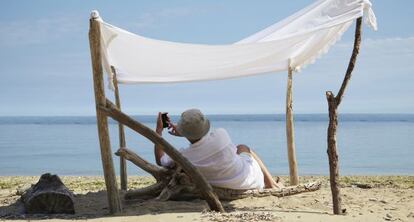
326,17,362,215
99,100,224,212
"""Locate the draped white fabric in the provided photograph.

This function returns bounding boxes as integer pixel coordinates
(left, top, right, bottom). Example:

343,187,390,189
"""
95,0,376,88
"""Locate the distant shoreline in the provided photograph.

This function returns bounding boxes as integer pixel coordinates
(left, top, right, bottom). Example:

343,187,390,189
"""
1,113,414,125
1,173,414,177
1,113,414,117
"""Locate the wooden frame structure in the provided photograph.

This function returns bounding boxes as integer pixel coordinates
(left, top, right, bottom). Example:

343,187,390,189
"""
88,11,363,214
89,13,223,213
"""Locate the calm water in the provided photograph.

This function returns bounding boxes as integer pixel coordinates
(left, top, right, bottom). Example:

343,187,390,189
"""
0,114,413,176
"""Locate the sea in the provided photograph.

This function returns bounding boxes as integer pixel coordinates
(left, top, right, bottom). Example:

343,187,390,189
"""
0,114,413,176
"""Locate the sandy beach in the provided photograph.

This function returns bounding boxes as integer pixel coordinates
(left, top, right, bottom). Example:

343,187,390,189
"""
0,175,413,221
1,0,413,221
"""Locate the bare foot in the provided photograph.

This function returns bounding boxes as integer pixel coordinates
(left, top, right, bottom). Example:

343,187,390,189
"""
275,182,285,188
272,176,285,188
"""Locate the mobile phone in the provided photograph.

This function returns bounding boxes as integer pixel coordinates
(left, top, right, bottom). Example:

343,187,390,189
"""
161,113,169,128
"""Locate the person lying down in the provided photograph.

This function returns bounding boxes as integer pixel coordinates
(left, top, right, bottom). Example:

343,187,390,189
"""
153,109,284,190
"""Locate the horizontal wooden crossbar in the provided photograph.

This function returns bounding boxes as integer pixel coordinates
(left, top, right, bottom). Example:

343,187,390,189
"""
115,147,170,180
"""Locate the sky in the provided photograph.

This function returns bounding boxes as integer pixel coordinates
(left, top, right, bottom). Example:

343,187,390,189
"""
0,0,413,116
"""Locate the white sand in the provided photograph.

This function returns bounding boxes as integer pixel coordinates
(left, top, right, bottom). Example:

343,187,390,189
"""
1,176,413,221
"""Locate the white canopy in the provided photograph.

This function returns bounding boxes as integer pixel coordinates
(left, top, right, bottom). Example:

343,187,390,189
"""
93,0,377,89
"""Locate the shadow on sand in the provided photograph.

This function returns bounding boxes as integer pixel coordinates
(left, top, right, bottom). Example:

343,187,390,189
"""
0,190,333,220
0,190,215,220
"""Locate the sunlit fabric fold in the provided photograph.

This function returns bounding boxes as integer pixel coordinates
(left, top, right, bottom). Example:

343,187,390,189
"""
94,0,376,89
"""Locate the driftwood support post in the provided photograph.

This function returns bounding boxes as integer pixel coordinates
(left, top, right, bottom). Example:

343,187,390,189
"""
286,60,299,185
89,12,122,213
111,66,128,191
326,17,362,215
99,100,224,212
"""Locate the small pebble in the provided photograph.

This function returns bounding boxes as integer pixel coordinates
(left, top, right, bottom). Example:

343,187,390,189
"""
386,213,393,218
384,207,397,210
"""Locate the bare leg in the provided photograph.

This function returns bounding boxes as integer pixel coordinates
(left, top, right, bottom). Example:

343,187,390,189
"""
237,144,284,189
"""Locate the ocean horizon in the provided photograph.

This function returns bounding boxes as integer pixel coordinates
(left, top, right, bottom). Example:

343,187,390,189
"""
1,113,413,176
1,113,414,124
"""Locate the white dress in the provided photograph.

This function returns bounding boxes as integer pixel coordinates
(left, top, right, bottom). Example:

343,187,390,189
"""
161,128,264,190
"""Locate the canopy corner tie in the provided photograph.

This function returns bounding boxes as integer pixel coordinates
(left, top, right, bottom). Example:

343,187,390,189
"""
90,10,100,19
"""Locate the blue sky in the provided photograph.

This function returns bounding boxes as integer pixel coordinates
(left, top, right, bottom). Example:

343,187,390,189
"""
0,0,413,116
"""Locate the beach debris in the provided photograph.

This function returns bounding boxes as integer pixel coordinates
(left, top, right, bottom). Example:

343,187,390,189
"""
351,183,373,189
384,206,397,210
20,173,75,214
202,211,276,222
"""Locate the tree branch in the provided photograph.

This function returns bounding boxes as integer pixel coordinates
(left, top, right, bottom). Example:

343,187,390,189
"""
335,17,362,106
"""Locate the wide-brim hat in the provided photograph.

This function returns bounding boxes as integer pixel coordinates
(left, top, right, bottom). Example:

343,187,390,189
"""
176,109,210,140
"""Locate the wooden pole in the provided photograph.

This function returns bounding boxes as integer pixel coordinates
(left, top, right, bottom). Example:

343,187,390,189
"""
88,12,122,214
111,66,127,191
99,99,225,212
285,60,299,185
326,17,362,215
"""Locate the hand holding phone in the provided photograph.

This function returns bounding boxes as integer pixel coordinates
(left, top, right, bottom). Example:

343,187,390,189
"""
161,113,169,128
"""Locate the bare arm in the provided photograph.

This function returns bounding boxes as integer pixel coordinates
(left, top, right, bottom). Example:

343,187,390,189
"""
154,112,165,166
154,112,182,166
